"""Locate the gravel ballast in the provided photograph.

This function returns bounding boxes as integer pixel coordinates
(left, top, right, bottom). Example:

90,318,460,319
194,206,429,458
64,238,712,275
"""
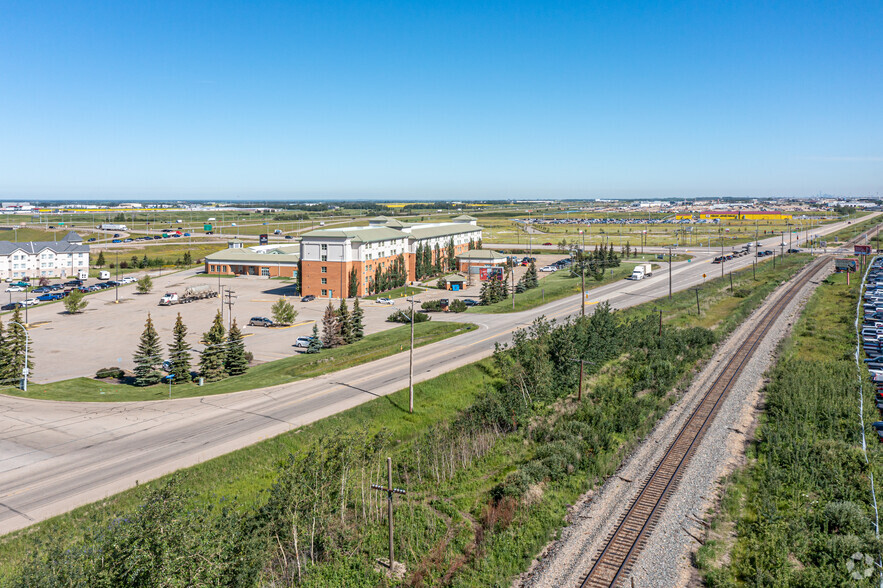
518,260,832,588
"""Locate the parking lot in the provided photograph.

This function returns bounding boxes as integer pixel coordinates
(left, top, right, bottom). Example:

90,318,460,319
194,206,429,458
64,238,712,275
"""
14,269,423,383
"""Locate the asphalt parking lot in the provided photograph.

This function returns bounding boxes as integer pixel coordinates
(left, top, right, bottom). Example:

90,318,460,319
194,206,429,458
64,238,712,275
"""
17,269,417,383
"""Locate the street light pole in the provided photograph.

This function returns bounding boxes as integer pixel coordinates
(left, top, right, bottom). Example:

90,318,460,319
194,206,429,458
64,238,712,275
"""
409,296,414,414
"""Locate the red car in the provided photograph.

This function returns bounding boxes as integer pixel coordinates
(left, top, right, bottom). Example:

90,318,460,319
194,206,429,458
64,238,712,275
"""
543,242,552,246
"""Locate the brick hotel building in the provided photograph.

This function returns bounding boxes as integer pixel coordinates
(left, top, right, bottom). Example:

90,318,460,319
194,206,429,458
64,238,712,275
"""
299,215,482,298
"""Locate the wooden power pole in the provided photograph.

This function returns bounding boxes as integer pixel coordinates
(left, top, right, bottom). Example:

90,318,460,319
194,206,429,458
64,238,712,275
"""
371,457,407,573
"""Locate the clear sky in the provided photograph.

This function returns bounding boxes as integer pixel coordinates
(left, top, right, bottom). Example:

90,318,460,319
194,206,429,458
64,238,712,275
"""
1,1,880,200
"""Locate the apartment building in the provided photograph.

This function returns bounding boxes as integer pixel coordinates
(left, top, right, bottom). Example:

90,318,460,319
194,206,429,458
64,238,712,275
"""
299,216,482,297
0,232,90,280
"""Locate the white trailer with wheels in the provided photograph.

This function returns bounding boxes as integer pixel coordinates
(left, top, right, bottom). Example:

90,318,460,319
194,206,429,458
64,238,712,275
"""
159,284,218,306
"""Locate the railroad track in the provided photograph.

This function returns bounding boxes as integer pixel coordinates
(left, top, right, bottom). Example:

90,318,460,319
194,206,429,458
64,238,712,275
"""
579,254,830,588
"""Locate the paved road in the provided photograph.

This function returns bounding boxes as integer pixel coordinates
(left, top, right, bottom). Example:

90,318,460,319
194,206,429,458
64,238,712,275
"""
0,215,873,535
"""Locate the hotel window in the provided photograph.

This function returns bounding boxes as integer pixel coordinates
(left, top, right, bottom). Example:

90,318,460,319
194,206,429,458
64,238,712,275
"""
321,278,327,284
321,289,328,296
321,244,327,251
261,268,270,276
321,255,327,262
321,266,327,273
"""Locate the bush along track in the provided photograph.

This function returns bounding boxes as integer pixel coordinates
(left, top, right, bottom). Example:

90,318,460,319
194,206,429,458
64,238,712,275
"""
697,270,883,587
0,256,813,587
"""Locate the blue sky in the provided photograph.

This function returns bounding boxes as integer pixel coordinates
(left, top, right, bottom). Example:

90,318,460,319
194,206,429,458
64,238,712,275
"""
1,1,880,200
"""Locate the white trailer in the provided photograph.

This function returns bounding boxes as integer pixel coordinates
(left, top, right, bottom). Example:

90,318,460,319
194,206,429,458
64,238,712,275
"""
159,284,218,306
98,223,128,231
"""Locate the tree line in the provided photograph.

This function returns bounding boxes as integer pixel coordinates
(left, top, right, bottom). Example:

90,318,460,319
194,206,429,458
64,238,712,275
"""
131,311,249,386
318,298,365,349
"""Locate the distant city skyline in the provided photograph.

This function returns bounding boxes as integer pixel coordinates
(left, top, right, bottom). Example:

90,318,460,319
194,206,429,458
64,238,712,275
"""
1,1,880,199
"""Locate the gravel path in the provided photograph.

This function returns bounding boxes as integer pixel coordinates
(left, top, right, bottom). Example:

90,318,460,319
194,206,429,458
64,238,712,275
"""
518,260,832,588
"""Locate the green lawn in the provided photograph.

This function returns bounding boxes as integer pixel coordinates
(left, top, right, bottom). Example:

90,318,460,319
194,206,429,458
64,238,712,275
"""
362,285,425,300
2,321,476,402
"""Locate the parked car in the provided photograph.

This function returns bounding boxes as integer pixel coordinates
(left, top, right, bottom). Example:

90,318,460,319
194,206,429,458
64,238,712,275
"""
21,298,38,307
248,316,274,327
463,299,479,306
376,297,394,305
37,293,61,301
87,237,97,242
540,265,556,272
32,286,52,294
1,302,21,310
5,286,25,292
294,336,313,348
301,295,315,302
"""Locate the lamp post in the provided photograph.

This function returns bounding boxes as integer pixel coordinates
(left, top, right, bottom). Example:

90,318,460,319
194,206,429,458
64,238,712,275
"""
408,295,415,414
9,321,28,391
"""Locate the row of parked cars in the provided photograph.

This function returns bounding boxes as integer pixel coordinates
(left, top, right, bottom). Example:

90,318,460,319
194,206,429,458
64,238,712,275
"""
1,277,138,310
861,257,883,442
541,257,573,272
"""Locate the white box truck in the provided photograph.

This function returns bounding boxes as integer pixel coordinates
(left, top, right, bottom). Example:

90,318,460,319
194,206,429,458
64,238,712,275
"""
628,263,653,280
98,270,111,280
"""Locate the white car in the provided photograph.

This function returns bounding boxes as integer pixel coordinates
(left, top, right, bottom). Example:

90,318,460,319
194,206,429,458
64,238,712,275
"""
122,277,137,284
5,286,25,292
294,336,313,348
376,297,394,305
540,265,557,272
22,298,38,307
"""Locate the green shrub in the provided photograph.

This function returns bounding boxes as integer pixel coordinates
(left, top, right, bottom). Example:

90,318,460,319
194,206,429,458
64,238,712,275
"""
449,299,467,312
95,367,124,379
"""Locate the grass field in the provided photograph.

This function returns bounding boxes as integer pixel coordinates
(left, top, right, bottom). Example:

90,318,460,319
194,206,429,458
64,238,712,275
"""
1,321,475,402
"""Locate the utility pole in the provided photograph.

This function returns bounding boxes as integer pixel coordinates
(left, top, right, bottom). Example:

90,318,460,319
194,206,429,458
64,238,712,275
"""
371,458,406,574
409,296,414,414
656,309,663,337
115,251,119,303
219,285,224,325
224,289,236,330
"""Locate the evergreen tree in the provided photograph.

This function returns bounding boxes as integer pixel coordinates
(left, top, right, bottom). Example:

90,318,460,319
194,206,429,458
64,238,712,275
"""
199,311,227,382
468,238,475,250
6,307,32,384
479,279,492,305
183,251,192,265
0,317,10,385
415,243,425,278
337,299,353,344
446,238,456,271
96,251,106,267
422,245,432,275
477,237,483,249
224,319,248,376
321,302,343,348
133,314,163,387
348,267,359,297
168,313,191,384
526,261,539,288
306,323,323,353
351,298,364,341
433,243,442,272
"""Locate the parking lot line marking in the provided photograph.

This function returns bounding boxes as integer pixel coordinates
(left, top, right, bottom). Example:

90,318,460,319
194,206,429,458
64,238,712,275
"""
251,299,276,302
288,320,315,327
